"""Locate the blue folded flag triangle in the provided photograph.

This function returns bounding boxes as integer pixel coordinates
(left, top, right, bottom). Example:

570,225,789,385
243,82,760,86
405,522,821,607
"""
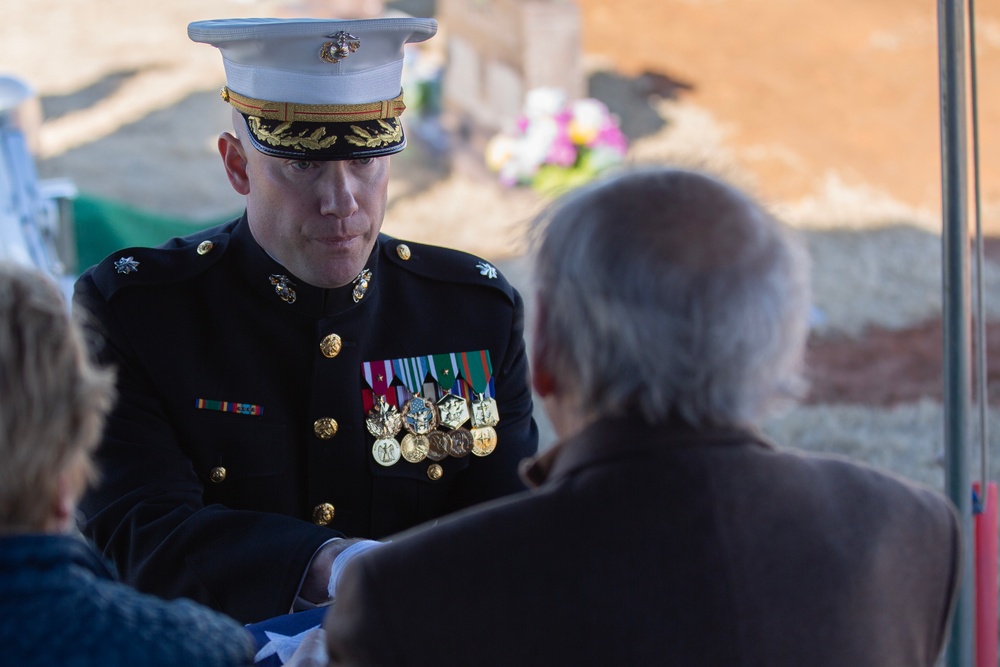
245,607,328,666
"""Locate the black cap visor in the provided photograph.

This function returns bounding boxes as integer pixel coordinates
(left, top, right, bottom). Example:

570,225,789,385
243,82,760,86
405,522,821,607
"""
242,114,406,161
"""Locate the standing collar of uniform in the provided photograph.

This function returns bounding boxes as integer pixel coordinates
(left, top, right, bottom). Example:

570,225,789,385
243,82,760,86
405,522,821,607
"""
232,214,381,318
520,414,772,488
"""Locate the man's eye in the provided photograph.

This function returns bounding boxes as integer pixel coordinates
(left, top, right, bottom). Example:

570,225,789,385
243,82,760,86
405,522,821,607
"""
290,160,313,170
354,157,374,166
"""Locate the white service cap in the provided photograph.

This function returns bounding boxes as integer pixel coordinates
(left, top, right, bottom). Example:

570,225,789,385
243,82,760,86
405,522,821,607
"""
189,17,438,160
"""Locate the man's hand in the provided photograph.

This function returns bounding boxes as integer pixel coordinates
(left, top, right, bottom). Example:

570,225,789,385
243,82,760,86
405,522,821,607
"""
281,627,327,667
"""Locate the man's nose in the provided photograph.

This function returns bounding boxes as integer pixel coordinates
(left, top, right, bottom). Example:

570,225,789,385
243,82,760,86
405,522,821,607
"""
318,165,360,218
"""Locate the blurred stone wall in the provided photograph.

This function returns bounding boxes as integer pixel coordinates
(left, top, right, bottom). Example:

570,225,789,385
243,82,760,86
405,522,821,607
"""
439,0,583,135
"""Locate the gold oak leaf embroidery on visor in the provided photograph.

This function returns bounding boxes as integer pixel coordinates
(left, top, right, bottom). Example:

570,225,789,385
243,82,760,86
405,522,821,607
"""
345,120,403,148
248,117,338,150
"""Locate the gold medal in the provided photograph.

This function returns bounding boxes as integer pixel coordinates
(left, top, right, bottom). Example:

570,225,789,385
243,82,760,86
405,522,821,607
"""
471,426,497,456
365,395,403,439
447,427,474,457
426,430,451,461
470,394,500,428
436,393,470,430
400,433,430,463
401,395,440,435
372,438,401,466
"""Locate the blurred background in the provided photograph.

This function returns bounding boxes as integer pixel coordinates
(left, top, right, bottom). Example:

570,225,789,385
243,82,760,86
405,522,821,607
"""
3,0,1000,485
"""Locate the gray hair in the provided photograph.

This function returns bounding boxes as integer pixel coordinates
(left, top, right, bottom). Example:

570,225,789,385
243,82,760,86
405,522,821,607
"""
0,263,116,530
531,167,810,428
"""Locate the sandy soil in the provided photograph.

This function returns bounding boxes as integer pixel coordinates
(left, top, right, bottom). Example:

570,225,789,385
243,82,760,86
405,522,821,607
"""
577,0,1000,230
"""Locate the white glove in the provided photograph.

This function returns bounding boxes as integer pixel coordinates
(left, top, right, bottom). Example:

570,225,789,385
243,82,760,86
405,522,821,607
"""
327,539,384,598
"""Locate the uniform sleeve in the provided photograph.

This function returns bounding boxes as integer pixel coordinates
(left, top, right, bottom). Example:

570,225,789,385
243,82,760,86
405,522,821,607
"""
74,272,335,624
444,285,538,512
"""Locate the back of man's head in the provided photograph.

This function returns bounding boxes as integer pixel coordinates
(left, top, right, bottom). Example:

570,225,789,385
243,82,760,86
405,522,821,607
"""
531,167,810,428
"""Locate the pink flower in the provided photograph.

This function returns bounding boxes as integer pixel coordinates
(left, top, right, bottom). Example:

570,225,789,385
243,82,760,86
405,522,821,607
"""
595,122,628,155
546,134,578,167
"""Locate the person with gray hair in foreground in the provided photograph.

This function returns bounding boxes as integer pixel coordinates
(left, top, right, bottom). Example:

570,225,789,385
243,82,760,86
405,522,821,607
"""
319,167,962,666
0,263,256,666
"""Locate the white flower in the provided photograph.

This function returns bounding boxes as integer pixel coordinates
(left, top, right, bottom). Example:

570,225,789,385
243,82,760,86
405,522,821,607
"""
569,98,608,145
524,87,566,119
485,134,515,172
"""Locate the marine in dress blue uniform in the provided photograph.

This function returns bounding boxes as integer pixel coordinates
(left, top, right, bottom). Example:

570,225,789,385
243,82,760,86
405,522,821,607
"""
74,17,538,624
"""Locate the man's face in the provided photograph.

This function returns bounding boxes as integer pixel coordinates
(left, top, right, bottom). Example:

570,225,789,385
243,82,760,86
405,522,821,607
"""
222,130,390,288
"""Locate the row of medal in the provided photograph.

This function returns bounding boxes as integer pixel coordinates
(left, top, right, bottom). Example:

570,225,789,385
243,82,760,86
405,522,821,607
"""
362,352,499,467
366,390,499,467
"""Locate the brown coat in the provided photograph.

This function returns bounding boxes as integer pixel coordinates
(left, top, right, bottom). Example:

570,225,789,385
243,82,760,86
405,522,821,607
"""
325,416,961,667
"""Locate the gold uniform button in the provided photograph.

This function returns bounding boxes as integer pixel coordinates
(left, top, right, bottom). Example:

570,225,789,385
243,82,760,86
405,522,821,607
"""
320,333,342,358
312,503,335,526
427,463,443,481
196,240,214,255
209,466,226,483
396,244,411,260
314,418,338,439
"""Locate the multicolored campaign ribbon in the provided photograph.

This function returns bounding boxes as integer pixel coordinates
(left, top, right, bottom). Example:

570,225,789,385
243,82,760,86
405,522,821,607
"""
428,352,463,395
393,355,430,396
458,350,494,397
361,360,397,411
194,398,263,416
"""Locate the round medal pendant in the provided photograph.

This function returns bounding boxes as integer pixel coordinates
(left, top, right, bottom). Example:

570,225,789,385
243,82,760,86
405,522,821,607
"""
401,396,440,435
447,427,474,457
372,438,401,467
471,426,498,456
400,433,430,463
426,431,452,461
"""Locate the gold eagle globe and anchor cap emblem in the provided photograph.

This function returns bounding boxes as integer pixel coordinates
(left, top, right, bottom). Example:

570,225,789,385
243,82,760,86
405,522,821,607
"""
320,31,361,63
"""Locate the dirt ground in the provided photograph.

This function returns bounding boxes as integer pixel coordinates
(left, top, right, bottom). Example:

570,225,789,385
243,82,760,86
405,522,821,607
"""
577,0,1000,229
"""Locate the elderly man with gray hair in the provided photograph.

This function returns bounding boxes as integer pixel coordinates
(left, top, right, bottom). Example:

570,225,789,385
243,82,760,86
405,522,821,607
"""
321,167,961,666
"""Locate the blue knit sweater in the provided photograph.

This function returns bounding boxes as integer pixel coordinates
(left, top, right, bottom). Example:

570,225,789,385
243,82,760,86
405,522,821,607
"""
0,533,255,666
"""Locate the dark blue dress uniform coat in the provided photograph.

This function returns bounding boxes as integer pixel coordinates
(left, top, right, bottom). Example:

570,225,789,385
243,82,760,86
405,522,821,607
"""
73,215,538,623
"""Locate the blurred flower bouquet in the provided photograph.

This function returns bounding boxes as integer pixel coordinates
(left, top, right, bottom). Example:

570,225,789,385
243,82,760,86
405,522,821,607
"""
485,88,628,196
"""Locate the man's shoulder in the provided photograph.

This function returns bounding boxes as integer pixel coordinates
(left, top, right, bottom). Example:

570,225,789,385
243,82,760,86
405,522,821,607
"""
764,444,959,526
77,219,239,302
378,235,518,305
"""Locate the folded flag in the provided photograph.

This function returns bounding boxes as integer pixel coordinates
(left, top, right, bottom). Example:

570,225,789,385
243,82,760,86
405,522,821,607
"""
246,607,328,666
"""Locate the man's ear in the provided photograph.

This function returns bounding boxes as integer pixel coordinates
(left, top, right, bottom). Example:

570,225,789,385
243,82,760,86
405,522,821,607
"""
530,300,557,398
532,356,556,398
218,132,251,195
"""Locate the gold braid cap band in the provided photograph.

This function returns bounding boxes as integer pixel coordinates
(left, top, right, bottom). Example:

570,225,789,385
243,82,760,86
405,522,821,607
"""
221,87,406,123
